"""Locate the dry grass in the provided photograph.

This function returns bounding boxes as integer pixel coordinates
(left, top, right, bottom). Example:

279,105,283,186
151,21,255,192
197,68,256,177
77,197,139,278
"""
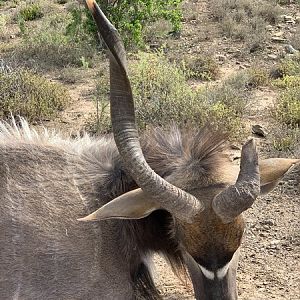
210,0,282,50
0,68,70,121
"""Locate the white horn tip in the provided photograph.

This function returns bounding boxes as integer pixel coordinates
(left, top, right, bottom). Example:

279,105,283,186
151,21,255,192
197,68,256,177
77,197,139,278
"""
77,215,97,222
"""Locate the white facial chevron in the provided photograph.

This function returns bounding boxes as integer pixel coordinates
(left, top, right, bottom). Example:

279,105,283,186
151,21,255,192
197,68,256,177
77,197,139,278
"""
198,248,240,280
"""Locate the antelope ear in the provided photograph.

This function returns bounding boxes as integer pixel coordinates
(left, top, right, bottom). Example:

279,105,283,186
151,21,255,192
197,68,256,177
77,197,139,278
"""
77,188,160,222
259,158,300,194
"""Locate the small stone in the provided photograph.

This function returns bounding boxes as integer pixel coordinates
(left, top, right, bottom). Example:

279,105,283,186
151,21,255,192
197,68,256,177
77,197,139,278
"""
216,54,226,62
266,25,273,31
273,31,284,37
227,48,240,54
271,36,287,43
252,124,268,137
285,45,299,54
267,54,278,60
283,15,295,23
286,20,295,25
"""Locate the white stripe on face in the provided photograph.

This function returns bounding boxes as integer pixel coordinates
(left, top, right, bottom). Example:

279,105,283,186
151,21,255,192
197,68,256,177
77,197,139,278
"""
198,247,240,280
216,261,230,279
199,265,215,280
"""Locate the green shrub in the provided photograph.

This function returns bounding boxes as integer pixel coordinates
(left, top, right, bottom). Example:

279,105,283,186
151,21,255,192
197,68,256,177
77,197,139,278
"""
272,55,300,128
0,69,70,121
90,52,245,138
274,87,300,127
270,125,300,156
278,55,300,76
19,4,43,21
183,55,220,81
247,67,270,87
273,75,300,89
67,0,184,48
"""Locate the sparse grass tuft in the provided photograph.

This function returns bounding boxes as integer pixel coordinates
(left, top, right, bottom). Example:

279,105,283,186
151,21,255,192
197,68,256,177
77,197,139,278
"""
183,55,220,81
58,67,84,84
270,125,300,156
247,67,270,87
278,54,300,76
0,68,70,121
210,0,282,43
0,14,7,39
19,4,43,21
273,75,300,89
16,14,96,69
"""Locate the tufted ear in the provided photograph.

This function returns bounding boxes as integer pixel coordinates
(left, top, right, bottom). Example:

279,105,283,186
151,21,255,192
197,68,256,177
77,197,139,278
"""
259,158,300,194
78,189,159,222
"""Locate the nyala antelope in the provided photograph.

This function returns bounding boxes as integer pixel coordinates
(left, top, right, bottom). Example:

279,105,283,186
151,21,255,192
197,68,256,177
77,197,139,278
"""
0,0,298,299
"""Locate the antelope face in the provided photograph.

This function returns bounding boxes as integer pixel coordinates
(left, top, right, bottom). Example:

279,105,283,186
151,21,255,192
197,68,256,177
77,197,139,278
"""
181,211,245,300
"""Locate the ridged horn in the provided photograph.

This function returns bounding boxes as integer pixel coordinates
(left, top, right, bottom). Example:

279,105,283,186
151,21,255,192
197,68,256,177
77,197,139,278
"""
212,139,260,223
85,0,203,222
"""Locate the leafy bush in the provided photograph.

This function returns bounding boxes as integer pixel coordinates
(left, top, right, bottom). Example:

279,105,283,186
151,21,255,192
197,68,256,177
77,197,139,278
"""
90,52,245,138
247,67,270,87
274,87,300,127
67,0,184,48
272,54,300,128
0,69,70,121
273,75,300,89
278,55,300,76
19,4,43,21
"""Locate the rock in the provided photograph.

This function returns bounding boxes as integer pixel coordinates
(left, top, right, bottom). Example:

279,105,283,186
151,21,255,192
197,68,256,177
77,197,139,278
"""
216,54,226,62
285,44,299,54
273,31,284,37
252,124,268,137
283,15,295,24
267,54,278,60
296,16,300,24
227,48,240,54
286,20,295,25
230,144,241,150
271,36,287,43
266,25,273,31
